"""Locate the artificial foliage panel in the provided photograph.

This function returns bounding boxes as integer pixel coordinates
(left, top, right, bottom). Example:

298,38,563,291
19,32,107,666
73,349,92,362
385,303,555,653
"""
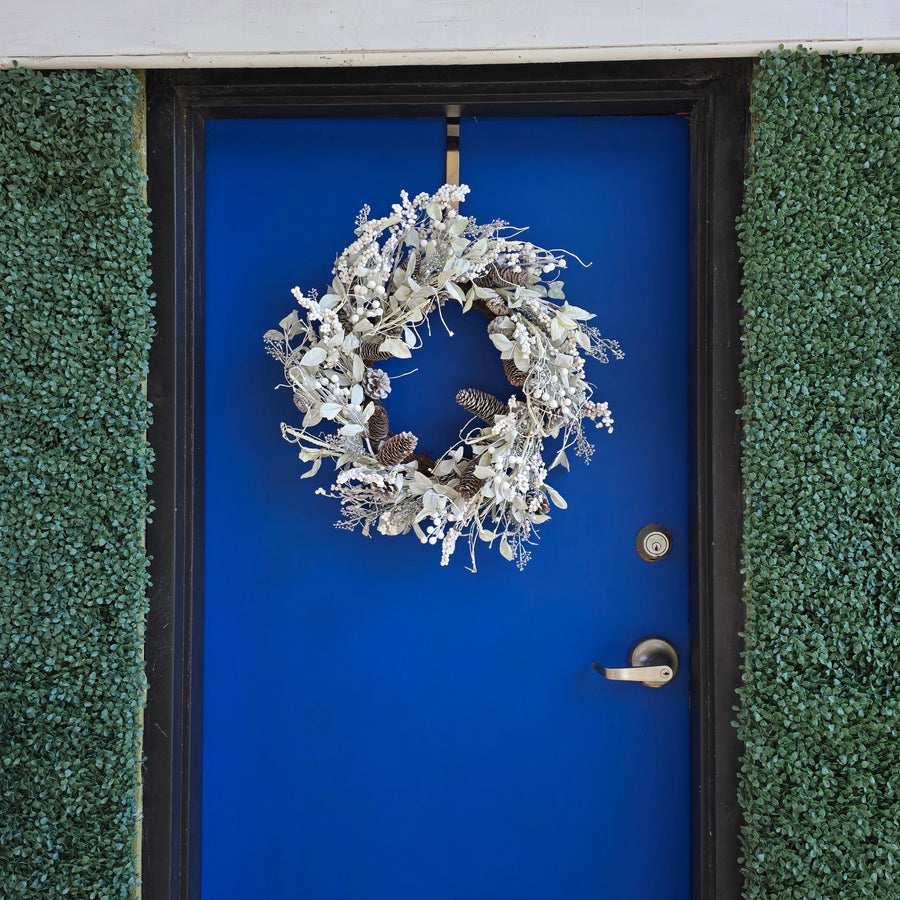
0,67,153,898
737,49,900,899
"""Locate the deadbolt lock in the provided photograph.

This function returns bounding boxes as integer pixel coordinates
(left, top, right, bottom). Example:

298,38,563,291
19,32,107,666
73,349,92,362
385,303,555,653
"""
636,524,672,561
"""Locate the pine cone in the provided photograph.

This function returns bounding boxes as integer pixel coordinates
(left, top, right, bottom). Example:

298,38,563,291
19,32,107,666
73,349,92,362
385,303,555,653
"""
526,490,550,516
474,265,531,288
472,265,501,287
412,452,436,476
376,431,418,466
493,266,531,287
458,461,484,500
362,367,391,400
481,290,509,317
367,404,390,444
517,303,548,329
359,341,393,363
456,388,508,423
503,358,528,387
373,482,398,501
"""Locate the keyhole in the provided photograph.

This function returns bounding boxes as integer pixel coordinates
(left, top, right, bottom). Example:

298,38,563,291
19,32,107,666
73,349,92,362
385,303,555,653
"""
636,524,672,561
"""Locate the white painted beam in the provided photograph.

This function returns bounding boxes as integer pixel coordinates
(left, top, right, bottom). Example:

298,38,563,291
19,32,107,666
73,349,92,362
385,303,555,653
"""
1,0,899,68
4,41,900,70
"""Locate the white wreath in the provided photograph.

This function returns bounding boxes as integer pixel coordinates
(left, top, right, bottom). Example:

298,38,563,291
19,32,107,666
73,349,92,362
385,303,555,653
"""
265,185,622,570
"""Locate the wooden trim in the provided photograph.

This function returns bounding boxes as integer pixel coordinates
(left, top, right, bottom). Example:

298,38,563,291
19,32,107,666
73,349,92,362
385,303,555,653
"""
144,75,206,900
144,59,750,900
686,63,751,900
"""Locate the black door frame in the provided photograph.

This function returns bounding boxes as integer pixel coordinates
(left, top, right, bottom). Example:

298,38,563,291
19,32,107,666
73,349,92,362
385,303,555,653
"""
144,60,750,900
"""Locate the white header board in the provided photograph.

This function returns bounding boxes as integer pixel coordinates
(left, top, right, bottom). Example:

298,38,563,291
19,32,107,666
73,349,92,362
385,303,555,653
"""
2,0,899,67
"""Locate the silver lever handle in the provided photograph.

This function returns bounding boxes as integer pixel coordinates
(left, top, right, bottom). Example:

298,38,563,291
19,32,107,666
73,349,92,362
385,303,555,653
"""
592,637,679,688
592,662,673,684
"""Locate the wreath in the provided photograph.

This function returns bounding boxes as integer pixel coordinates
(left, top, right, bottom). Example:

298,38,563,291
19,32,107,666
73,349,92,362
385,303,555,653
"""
265,185,623,570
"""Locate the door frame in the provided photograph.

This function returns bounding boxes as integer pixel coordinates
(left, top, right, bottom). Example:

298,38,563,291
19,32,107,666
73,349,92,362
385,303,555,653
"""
143,60,750,900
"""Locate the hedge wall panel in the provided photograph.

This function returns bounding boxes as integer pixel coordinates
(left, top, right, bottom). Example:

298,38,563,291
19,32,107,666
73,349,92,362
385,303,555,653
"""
737,49,900,900
0,68,153,899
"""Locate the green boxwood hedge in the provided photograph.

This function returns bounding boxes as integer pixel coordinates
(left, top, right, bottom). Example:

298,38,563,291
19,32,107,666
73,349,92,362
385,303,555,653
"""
0,68,153,898
736,49,900,899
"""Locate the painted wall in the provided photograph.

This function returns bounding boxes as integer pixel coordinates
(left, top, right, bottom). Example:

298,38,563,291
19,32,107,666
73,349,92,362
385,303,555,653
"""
2,0,900,67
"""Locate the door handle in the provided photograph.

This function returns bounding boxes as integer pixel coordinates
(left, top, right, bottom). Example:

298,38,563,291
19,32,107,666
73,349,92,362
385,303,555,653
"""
591,637,679,688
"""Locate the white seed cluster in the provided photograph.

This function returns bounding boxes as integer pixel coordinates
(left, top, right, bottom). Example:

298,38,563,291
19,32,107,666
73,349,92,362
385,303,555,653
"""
335,466,391,488
583,400,615,433
512,322,534,360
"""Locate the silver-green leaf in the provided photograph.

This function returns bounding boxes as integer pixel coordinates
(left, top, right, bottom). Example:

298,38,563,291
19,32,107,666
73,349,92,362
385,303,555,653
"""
380,337,412,359
300,347,327,367
544,484,568,509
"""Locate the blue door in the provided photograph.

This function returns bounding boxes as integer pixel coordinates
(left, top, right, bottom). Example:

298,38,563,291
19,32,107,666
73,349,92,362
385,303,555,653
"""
202,114,690,899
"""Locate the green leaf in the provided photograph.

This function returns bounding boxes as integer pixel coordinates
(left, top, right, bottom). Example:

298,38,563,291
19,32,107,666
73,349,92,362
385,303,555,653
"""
499,537,515,561
320,403,342,420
